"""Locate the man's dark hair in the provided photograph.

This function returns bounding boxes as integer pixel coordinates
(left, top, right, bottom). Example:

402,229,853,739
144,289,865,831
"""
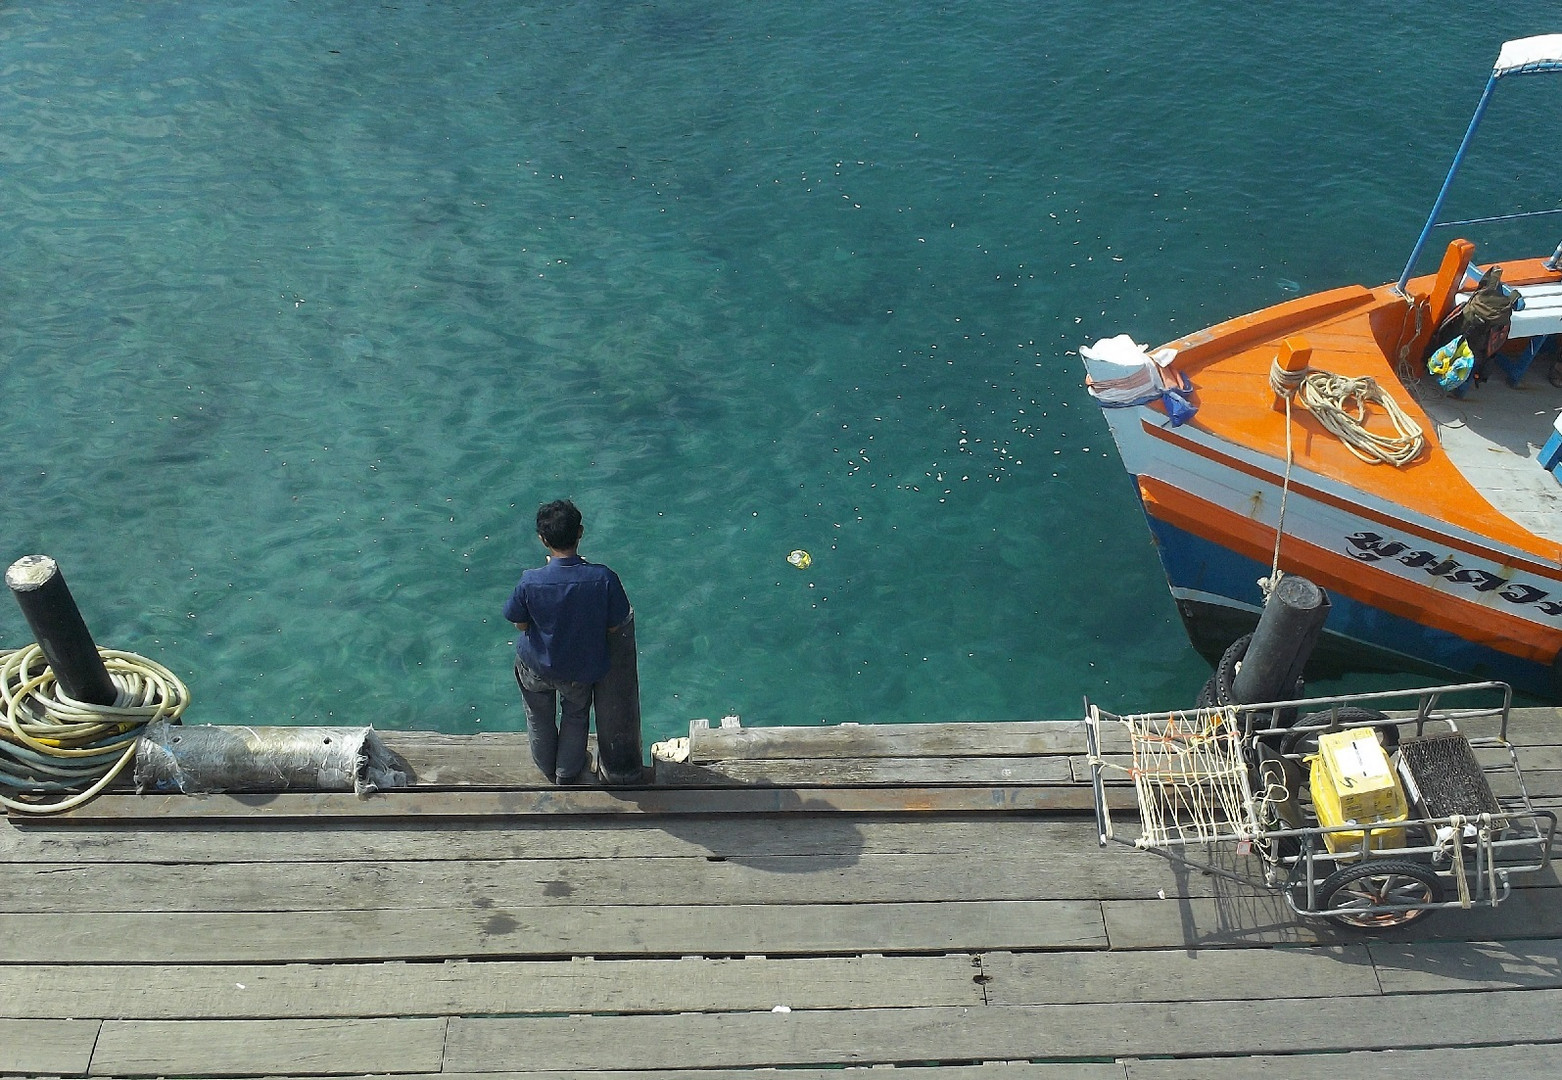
536,499,583,550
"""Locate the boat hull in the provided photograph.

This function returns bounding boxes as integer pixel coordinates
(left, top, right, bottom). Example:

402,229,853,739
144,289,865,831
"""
1143,509,1555,695
1097,382,1562,699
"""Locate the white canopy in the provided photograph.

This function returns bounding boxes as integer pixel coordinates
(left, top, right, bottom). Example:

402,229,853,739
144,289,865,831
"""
1494,34,1562,77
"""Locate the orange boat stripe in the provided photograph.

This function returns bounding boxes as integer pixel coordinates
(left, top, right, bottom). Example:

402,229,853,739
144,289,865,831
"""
1141,419,1561,578
1139,476,1562,665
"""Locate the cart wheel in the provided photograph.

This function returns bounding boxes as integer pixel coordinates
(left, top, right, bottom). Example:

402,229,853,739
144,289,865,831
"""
1317,859,1443,931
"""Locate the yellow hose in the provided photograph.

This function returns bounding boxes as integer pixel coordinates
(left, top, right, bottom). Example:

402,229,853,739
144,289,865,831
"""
0,644,190,814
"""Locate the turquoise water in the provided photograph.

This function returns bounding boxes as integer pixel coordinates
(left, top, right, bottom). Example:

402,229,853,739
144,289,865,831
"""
3,3,1559,738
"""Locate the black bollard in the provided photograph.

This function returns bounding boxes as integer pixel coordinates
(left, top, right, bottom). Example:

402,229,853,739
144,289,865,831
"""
5,555,118,706
1231,575,1331,706
593,613,643,785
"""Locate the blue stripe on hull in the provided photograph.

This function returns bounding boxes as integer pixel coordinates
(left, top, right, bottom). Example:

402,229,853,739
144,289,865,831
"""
1142,512,1556,699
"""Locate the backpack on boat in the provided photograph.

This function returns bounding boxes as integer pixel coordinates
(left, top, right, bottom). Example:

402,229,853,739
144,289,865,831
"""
1463,267,1517,356
1424,265,1519,362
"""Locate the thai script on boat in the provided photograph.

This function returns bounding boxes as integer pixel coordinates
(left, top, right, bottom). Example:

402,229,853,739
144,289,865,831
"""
1345,532,1562,615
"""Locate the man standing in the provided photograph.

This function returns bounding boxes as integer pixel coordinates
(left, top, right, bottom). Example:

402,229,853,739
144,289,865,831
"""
503,500,631,784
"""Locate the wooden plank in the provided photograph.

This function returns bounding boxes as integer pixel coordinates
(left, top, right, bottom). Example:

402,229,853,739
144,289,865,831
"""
1492,768,1562,803
0,1018,100,1075
1505,707,1562,746
1476,743,1562,770
0,955,986,1020
89,1017,447,1076
14,783,1121,822
379,731,541,788
0,817,1115,864
109,720,1134,790
1123,1043,1562,1079
0,846,1190,913
980,945,1379,1004
442,988,1562,1071
0,900,1107,963
684,719,1094,761
1369,938,1562,993
169,1069,1124,1080
653,756,1074,786
1101,885,1562,950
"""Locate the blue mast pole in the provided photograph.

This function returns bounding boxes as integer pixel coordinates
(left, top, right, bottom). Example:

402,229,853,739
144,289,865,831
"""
1395,71,1500,295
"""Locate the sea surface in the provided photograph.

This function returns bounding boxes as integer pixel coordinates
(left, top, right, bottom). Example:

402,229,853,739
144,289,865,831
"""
3,2,1559,739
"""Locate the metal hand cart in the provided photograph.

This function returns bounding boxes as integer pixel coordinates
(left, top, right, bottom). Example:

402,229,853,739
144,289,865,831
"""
1085,682,1557,930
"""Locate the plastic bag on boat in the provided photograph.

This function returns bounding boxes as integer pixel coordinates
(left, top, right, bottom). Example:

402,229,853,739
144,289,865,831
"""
1162,385,1197,426
1428,336,1475,391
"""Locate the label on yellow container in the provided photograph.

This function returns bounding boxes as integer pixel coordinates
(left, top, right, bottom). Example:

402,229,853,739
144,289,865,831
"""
1311,727,1409,854
1318,728,1402,820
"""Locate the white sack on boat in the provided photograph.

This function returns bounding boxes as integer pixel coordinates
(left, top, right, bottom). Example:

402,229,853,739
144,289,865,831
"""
1082,335,1182,406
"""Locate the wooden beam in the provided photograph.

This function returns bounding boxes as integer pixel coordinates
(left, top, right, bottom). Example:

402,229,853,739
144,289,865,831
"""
684,719,1099,760
16,784,1124,823
1124,1043,1562,1079
1367,938,1562,993
0,1018,100,1075
0,846,1188,913
441,988,1562,1071
0,900,1108,963
1101,885,1562,950
980,944,1379,1004
653,755,1073,786
89,1017,447,1077
0,955,986,1020
0,817,1115,864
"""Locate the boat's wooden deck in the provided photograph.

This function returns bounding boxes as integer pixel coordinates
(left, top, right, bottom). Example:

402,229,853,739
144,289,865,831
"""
1418,367,1562,544
5,710,1562,1079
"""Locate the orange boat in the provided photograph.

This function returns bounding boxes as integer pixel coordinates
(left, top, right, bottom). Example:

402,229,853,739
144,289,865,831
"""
1086,35,1562,700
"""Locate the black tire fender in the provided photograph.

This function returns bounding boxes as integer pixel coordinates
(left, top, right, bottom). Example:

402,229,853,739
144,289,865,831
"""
1281,707,1397,757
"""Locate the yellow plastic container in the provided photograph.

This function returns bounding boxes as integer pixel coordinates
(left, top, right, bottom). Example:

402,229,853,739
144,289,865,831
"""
1310,728,1409,854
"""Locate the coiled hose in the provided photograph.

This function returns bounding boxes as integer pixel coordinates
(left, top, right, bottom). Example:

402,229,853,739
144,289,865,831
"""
0,643,190,814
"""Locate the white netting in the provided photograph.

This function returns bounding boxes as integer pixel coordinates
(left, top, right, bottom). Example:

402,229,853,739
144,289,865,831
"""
1099,705,1262,848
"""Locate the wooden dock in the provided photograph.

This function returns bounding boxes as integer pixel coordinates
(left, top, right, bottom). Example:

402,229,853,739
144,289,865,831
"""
4,709,1562,1079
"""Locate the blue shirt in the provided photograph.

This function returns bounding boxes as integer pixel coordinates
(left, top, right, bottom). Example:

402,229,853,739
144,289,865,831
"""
503,556,630,684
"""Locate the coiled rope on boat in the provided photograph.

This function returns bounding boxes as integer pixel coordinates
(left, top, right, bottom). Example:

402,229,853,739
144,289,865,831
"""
1269,362,1426,467
0,644,190,814
1261,357,1426,597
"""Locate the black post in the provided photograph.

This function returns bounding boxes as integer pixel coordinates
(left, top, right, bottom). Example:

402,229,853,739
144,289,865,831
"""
1231,575,1331,706
5,555,118,706
593,614,644,785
